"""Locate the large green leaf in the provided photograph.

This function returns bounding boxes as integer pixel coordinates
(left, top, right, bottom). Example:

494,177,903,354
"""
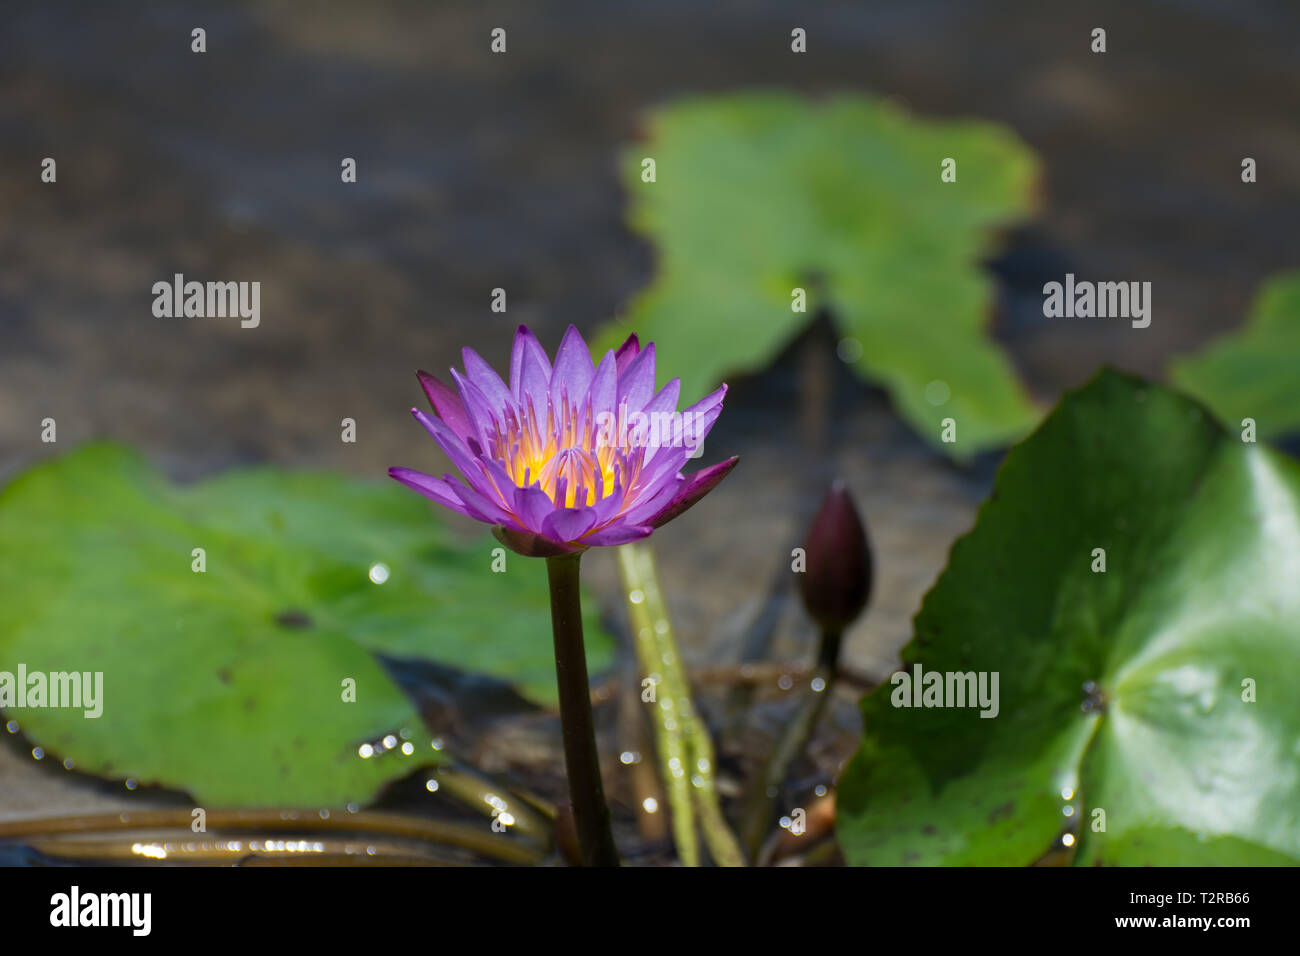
1171,270,1300,440
596,91,1041,456
836,369,1300,865
0,443,612,806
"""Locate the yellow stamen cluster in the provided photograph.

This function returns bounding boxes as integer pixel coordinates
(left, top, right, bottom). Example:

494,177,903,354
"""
490,395,641,508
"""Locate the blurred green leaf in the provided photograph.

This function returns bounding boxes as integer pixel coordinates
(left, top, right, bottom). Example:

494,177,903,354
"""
836,370,1300,865
0,443,612,806
1171,270,1300,440
596,91,1041,456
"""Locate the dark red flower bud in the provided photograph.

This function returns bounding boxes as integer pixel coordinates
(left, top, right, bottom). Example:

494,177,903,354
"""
797,480,872,635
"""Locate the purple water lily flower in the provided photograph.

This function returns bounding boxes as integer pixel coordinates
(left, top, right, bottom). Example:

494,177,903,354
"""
390,325,737,556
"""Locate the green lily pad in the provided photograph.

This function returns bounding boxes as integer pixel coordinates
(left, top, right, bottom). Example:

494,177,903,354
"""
596,91,1041,456
1171,270,1300,441
836,369,1300,865
0,443,612,806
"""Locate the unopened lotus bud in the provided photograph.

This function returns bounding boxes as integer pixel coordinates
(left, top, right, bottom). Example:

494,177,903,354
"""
797,480,872,635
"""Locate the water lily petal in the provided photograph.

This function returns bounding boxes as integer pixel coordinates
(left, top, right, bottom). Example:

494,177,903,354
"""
620,473,684,526
550,325,594,407
591,468,628,524
586,349,619,419
416,370,476,445
411,409,482,480
614,332,641,373
446,474,517,526
542,505,599,543
616,342,657,414
387,467,467,513
636,445,689,497
510,325,552,406
642,376,681,418
582,523,654,547
647,456,739,529
449,367,501,450
462,346,514,416
514,485,555,533
682,383,727,420
479,457,524,512
675,383,728,457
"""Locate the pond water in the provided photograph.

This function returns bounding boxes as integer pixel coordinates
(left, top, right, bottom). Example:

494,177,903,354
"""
1,0,1297,856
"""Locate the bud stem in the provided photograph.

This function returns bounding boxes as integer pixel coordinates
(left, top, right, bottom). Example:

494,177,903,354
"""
546,552,620,866
816,628,843,675
740,626,842,861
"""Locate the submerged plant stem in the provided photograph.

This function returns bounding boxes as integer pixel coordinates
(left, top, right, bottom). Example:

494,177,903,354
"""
546,552,620,867
0,808,543,864
620,545,698,865
618,542,745,867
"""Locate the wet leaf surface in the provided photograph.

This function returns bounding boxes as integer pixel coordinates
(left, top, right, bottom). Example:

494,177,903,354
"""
1171,270,1300,442
837,370,1300,865
595,91,1042,457
0,443,613,806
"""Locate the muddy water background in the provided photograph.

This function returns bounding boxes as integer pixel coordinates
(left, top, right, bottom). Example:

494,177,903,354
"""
1,0,1298,848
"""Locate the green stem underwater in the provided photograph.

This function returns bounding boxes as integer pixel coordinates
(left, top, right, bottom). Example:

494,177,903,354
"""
618,541,745,867
546,552,620,867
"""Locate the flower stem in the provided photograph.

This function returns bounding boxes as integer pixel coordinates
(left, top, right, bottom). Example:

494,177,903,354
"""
546,551,620,866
